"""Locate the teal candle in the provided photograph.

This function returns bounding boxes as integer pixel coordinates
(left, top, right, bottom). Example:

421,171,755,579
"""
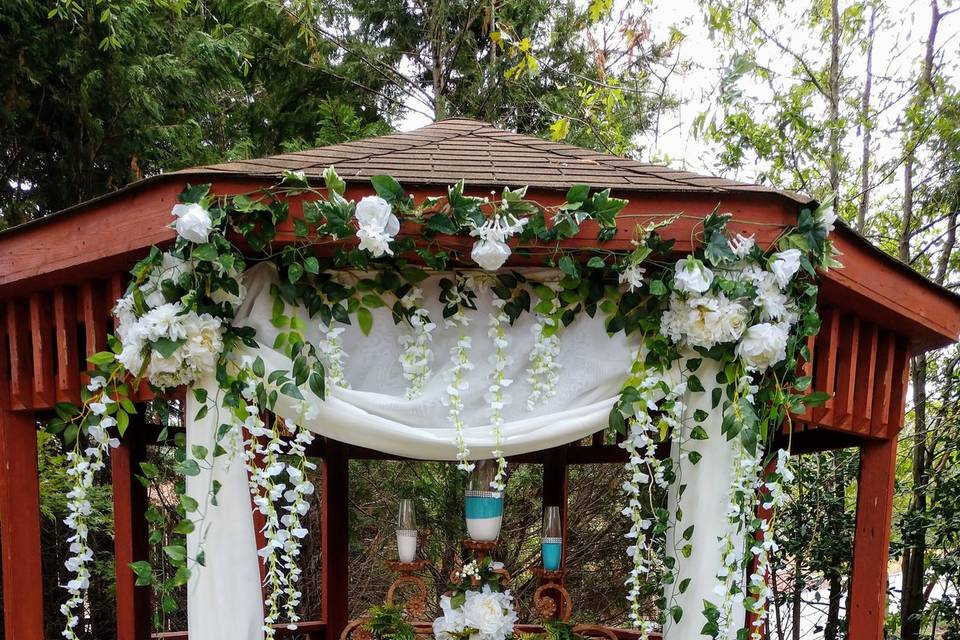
542,537,562,570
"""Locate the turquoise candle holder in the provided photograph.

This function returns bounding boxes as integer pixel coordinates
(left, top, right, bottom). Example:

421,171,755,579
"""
541,537,563,571
465,490,504,541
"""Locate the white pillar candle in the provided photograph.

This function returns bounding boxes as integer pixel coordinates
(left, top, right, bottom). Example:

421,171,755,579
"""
466,516,502,542
396,530,417,563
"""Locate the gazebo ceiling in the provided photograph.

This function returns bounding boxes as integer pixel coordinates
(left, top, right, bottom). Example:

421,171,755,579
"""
0,118,958,351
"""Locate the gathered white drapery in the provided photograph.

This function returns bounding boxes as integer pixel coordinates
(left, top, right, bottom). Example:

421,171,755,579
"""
186,264,736,639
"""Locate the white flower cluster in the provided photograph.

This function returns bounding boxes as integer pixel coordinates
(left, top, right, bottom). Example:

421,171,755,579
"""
241,392,316,637
619,263,646,292
433,585,518,640
486,298,513,493
527,284,562,409
318,323,349,388
61,387,120,640
661,249,803,372
617,358,684,637
172,202,213,244
355,196,400,257
115,299,225,388
443,307,475,471
397,288,436,398
470,214,528,271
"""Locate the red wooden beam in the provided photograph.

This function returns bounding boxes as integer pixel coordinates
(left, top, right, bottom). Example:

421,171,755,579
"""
811,306,839,424
541,446,569,567
0,302,10,410
853,324,879,435
871,332,897,437
112,420,153,640
848,436,898,639
29,293,56,409
6,299,33,411
322,438,350,640
0,409,44,640
53,287,81,404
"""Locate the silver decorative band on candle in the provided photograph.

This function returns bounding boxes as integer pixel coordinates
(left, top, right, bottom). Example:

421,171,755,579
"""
541,537,563,544
397,529,417,537
465,490,502,498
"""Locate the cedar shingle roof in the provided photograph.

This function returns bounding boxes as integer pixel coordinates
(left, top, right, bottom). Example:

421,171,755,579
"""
175,118,813,205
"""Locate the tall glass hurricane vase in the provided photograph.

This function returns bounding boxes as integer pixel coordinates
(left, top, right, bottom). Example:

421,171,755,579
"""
541,506,563,571
465,459,504,541
397,498,418,563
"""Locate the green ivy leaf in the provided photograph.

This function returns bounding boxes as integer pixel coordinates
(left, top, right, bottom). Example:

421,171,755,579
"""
371,174,405,203
357,306,374,336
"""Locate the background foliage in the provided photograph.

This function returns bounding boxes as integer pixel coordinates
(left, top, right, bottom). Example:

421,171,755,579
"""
1,0,959,638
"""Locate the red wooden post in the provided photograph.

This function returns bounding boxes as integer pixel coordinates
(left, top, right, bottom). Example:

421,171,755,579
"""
112,420,153,640
848,436,898,639
322,438,350,640
541,445,569,566
0,409,45,640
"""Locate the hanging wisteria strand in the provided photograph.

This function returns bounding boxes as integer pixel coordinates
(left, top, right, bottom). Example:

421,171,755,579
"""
486,297,512,493
526,283,562,409
242,401,314,636
61,396,120,640
398,288,436,398
444,306,475,471
744,449,793,640
618,362,667,636
318,322,349,388
708,373,764,640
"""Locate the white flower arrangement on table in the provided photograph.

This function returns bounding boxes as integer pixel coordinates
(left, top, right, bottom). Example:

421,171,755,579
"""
433,559,518,640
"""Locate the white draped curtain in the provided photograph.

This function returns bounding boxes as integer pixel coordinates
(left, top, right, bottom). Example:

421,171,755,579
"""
186,264,739,639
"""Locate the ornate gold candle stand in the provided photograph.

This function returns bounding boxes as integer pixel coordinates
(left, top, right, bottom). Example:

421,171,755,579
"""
385,559,429,619
532,567,573,622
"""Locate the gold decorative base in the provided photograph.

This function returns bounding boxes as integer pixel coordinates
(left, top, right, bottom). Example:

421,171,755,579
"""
386,560,429,619
532,567,572,621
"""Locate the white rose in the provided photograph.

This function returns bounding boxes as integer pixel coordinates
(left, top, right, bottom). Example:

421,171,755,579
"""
433,595,466,640
471,238,511,271
736,323,789,371
354,196,400,257
618,264,646,292
461,586,517,640
171,203,213,244
673,258,714,294
770,249,802,289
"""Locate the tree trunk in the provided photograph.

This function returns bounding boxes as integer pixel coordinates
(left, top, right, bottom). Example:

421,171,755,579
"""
901,355,928,640
856,8,876,232
828,0,842,196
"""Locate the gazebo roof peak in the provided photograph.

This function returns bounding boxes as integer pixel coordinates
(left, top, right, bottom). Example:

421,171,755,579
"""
173,117,813,205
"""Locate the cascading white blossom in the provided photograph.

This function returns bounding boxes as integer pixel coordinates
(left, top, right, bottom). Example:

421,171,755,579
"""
443,307,475,471
61,393,119,640
397,288,436,399
712,374,763,640
241,392,316,637
354,196,400,257
486,298,512,493
526,283,562,409
318,323,349,387
744,449,793,640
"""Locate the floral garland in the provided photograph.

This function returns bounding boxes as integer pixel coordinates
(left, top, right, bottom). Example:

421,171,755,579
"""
46,165,837,637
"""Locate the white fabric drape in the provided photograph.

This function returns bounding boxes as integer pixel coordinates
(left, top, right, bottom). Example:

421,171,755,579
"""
186,380,265,640
664,359,744,639
185,263,736,639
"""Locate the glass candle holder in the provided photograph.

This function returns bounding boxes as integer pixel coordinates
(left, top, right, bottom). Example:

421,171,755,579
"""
464,460,503,541
396,498,418,563
541,506,562,571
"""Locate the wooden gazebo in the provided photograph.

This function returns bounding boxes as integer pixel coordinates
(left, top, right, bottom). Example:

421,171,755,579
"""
1,118,958,639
